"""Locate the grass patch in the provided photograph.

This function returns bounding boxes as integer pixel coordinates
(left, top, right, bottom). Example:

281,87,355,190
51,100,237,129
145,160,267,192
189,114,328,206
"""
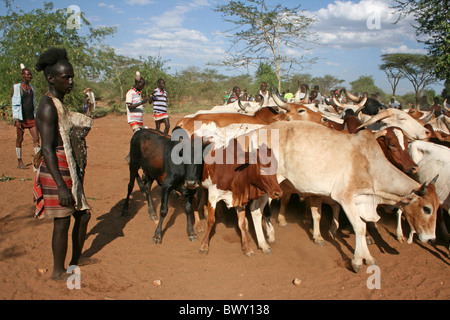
0,175,15,182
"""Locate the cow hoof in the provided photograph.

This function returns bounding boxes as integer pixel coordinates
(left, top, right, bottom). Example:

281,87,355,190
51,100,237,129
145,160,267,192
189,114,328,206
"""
396,235,407,243
243,249,254,257
152,236,162,244
315,239,326,247
365,257,378,266
199,247,209,254
366,235,375,245
188,235,197,242
351,260,362,273
262,247,272,255
278,220,288,228
149,213,158,221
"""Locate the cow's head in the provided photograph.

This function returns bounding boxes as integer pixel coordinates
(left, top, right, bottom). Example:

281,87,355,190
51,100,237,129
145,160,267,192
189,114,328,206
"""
357,109,432,141
170,128,210,190
375,127,419,175
270,89,325,123
235,143,283,201
399,175,439,243
407,108,424,120
254,105,292,123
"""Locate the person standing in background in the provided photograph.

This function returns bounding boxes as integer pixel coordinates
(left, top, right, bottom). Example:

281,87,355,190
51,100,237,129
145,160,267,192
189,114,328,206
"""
12,63,40,169
126,71,148,133
152,78,170,134
83,87,96,117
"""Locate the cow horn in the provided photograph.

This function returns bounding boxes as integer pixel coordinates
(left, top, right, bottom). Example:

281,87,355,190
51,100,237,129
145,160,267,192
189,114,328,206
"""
422,109,435,123
414,182,428,196
294,81,302,103
302,84,310,103
238,98,246,111
431,174,439,185
342,89,361,102
373,129,387,139
443,99,450,112
332,95,343,109
356,109,394,130
271,85,289,110
356,93,368,108
354,104,365,116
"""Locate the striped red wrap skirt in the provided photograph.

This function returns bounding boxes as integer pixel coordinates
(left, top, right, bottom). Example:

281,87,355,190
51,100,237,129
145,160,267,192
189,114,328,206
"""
33,147,75,219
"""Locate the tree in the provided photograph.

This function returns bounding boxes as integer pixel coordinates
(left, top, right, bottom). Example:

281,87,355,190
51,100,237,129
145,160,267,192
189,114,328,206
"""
392,0,450,82
311,74,345,94
0,1,116,108
379,55,404,97
102,49,142,108
254,62,278,91
350,75,384,96
380,53,436,106
214,0,317,90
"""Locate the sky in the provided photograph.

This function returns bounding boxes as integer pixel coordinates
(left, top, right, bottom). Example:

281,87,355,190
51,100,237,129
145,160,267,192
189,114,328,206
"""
5,0,444,95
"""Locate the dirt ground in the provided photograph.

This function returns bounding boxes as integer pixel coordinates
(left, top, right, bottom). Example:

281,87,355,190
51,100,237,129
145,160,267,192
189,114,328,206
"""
1,112,449,301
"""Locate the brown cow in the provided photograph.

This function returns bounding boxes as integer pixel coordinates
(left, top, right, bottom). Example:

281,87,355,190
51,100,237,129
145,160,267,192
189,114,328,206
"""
196,138,282,256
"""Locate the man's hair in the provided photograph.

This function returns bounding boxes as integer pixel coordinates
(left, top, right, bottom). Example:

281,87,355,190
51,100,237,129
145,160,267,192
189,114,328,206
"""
35,47,70,78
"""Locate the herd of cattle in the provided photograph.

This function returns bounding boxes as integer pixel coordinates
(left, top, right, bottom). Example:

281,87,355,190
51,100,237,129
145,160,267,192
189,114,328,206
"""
120,84,450,273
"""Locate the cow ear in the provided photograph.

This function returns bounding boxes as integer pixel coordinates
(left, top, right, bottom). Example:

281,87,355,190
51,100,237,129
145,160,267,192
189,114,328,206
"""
373,129,387,139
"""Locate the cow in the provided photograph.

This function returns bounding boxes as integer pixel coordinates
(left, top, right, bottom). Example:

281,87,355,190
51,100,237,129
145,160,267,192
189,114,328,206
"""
407,140,450,246
248,121,439,272
176,104,291,135
120,128,204,244
276,124,419,244
185,137,283,256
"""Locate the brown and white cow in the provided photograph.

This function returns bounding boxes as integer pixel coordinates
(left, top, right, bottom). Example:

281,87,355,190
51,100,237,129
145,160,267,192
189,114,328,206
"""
248,121,439,272
196,138,282,256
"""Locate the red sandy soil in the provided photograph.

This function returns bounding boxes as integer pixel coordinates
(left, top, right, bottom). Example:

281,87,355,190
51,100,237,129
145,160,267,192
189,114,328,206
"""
0,113,449,301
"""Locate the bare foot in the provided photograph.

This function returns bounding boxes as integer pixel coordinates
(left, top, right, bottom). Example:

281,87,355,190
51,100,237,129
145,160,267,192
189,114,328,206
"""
17,163,29,169
75,257,101,266
51,269,69,281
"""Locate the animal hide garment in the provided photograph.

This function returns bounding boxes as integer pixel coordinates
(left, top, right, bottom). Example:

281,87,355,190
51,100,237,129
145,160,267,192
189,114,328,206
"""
47,92,93,211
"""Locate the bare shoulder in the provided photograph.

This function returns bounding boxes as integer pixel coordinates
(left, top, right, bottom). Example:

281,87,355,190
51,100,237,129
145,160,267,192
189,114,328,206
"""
37,95,57,121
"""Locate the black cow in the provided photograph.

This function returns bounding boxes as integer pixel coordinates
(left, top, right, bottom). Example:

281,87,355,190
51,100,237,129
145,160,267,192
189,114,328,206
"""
341,88,382,115
362,97,383,115
121,128,205,243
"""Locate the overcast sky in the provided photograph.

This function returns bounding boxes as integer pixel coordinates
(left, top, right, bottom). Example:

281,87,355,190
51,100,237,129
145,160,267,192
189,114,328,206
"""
8,0,444,95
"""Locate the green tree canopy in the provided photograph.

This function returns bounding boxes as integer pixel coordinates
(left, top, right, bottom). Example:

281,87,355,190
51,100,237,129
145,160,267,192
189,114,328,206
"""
0,1,116,108
380,53,436,105
350,75,385,96
393,0,450,82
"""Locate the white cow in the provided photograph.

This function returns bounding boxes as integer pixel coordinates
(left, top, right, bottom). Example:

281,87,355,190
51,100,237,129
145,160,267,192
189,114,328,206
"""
249,121,440,272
